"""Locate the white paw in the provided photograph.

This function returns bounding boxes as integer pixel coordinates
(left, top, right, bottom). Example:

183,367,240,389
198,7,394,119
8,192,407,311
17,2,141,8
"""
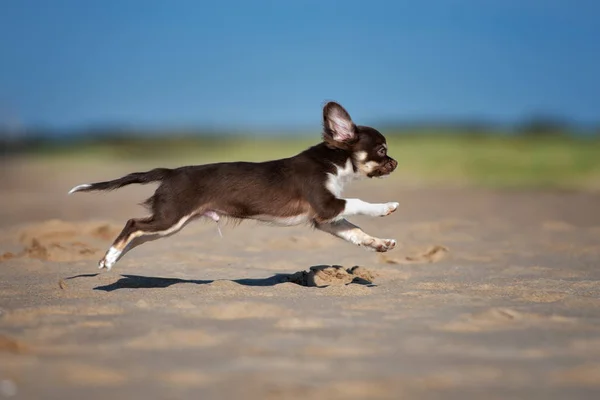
98,258,114,271
379,202,399,216
98,247,120,271
363,238,397,252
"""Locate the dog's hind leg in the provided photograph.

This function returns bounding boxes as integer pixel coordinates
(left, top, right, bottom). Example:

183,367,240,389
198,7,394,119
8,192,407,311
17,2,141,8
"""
98,213,197,270
314,218,396,252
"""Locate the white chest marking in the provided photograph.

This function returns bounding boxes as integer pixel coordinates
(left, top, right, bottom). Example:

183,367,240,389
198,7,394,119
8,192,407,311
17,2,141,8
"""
325,158,360,197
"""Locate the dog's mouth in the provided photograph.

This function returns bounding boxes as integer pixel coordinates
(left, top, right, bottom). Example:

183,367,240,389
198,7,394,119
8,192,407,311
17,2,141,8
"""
368,159,397,178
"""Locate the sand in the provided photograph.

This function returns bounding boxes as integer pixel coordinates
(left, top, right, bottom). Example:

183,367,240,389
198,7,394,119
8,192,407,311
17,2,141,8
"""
1,159,600,399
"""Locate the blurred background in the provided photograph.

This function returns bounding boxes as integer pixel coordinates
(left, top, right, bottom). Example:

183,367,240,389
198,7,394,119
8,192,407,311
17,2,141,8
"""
1,0,599,190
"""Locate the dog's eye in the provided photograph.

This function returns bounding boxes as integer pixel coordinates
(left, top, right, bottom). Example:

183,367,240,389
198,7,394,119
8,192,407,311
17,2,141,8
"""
377,147,387,157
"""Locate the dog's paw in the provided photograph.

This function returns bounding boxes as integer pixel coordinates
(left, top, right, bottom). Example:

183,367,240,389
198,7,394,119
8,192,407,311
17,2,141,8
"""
98,258,114,271
98,247,121,271
381,202,399,216
363,238,397,252
98,258,109,270
377,238,397,252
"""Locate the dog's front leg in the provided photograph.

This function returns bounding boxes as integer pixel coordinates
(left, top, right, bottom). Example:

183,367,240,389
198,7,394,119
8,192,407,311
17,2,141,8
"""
340,199,398,218
315,219,396,252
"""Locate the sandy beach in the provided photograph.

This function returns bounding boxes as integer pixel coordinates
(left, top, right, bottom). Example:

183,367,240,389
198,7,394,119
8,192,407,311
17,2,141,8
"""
1,158,600,399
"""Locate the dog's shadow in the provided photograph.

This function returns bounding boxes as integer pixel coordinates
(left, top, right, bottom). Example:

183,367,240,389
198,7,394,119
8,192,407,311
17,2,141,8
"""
65,267,374,292
64,273,291,292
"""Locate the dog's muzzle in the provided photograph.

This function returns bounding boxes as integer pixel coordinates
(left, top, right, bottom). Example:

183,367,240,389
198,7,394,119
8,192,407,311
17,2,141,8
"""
379,158,397,175
384,158,398,174
369,158,397,177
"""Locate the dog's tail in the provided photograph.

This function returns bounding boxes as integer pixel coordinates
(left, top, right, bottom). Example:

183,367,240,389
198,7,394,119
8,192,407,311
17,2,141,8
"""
68,168,172,195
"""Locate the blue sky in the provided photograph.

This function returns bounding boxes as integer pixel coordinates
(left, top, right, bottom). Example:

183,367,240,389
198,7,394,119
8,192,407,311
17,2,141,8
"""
1,0,599,132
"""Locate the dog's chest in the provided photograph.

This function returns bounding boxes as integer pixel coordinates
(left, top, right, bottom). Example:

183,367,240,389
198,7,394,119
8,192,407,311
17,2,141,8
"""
325,158,358,197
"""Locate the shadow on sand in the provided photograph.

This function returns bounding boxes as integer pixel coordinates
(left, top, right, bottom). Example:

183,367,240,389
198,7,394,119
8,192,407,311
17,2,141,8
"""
65,268,375,292
96,274,294,291
65,273,304,292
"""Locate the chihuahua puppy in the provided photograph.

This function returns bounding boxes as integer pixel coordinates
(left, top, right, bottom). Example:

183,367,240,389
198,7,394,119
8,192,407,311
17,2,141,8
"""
69,102,399,270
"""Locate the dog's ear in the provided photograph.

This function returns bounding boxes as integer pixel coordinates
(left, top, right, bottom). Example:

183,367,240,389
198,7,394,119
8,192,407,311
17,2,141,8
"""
323,102,357,144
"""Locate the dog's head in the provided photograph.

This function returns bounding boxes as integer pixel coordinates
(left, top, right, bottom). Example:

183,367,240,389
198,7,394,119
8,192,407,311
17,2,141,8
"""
322,102,397,178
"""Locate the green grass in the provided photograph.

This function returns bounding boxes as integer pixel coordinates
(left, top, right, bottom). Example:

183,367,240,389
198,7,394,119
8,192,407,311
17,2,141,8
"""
385,134,600,189
7,133,600,190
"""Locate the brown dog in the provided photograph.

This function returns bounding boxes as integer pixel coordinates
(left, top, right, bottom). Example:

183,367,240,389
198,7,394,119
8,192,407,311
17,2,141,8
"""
69,102,399,270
